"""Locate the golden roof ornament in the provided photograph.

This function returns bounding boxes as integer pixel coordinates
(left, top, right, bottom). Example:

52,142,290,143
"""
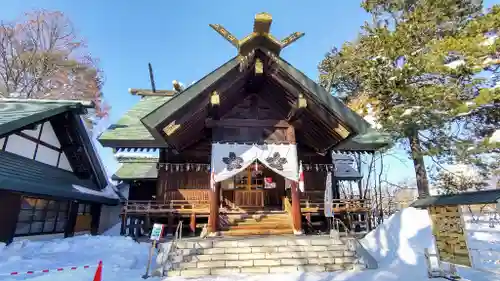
209,12,304,58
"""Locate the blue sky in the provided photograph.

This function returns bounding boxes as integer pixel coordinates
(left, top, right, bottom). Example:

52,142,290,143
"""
2,0,498,185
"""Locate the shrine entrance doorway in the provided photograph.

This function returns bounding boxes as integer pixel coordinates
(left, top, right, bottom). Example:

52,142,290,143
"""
221,164,286,212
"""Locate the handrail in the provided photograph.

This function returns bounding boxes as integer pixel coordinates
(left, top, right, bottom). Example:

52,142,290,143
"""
161,220,183,277
333,218,351,237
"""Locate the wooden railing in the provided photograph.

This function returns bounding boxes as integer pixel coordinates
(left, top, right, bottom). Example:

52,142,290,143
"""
300,198,370,213
123,200,210,214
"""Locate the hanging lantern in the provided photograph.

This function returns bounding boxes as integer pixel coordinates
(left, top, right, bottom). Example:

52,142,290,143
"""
210,91,220,105
186,164,190,171
165,164,169,171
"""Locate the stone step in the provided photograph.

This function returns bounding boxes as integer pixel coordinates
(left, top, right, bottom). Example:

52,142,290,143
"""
167,261,358,277
222,228,293,236
227,222,290,229
175,236,345,249
172,256,358,269
243,216,289,222
177,244,349,255
179,249,355,261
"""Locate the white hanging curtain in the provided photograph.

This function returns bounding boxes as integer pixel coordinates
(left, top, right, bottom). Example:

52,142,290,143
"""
256,144,298,182
211,143,256,183
324,171,333,217
211,143,299,183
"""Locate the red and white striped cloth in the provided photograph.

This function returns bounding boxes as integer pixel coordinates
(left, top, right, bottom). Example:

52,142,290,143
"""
1,263,98,276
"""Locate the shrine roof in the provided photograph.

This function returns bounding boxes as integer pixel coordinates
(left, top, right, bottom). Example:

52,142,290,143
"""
0,99,88,137
411,189,500,208
112,162,157,180
98,96,171,148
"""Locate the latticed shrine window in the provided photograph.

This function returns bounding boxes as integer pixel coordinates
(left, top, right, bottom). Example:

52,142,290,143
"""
15,197,69,236
233,166,264,190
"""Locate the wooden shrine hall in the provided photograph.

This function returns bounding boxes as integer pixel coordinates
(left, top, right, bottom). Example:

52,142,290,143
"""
99,12,390,237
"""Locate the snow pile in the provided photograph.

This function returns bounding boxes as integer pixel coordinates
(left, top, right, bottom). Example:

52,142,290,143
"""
360,208,500,281
360,207,432,267
0,234,154,281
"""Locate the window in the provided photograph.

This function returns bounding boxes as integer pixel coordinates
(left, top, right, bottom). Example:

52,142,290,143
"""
15,197,69,236
78,204,92,215
234,167,264,190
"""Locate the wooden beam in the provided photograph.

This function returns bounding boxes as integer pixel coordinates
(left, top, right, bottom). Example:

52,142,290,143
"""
128,88,176,96
205,119,290,128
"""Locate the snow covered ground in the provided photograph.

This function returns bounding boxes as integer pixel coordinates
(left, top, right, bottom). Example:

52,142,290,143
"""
0,208,498,281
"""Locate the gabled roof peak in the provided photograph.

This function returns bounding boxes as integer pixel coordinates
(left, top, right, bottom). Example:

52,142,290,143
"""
209,12,304,57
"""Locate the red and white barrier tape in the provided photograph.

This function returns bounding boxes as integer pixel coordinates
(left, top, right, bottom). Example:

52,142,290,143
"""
0,264,97,277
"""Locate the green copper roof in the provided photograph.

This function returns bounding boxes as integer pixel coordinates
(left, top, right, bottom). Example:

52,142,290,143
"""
112,162,158,180
98,96,171,147
411,189,500,208
333,128,393,152
0,100,85,136
0,151,119,205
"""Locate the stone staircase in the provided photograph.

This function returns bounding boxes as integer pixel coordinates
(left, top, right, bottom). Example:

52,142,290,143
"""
220,212,293,236
156,235,367,277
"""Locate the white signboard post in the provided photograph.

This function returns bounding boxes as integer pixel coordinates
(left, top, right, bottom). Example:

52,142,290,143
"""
143,223,165,278
150,223,165,241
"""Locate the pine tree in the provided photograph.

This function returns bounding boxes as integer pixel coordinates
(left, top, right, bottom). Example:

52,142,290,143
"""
319,1,500,197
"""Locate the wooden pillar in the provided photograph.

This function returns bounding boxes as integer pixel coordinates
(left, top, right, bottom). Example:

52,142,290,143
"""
209,183,220,234
90,204,102,235
157,149,168,203
0,191,21,244
290,180,303,234
190,213,196,236
167,202,174,236
65,201,79,238
120,213,127,235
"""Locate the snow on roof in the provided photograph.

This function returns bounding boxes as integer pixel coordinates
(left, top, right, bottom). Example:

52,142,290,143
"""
72,184,119,200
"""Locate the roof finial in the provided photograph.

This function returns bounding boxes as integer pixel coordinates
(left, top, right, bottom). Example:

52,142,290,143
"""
209,12,304,57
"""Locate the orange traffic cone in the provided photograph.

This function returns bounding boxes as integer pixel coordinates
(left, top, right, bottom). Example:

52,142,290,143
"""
92,261,102,281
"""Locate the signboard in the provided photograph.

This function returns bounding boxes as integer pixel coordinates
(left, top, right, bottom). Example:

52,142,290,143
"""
428,206,471,267
150,223,165,241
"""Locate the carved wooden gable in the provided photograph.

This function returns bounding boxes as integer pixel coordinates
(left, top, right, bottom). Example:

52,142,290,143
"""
214,94,291,143
222,94,283,120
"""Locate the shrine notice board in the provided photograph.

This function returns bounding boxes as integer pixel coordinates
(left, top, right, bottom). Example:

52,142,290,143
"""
428,205,471,267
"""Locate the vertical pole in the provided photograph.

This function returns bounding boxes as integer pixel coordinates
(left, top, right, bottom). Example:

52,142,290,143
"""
157,149,168,203
209,183,220,234
120,214,126,236
65,201,79,238
190,213,196,236
90,204,101,235
290,180,302,234
167,201,174,236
